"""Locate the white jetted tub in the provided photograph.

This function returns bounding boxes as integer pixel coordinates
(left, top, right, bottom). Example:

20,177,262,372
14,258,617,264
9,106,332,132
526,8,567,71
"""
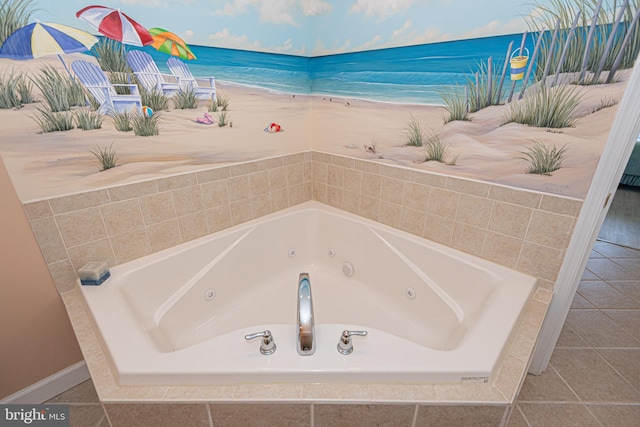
78,201,537,385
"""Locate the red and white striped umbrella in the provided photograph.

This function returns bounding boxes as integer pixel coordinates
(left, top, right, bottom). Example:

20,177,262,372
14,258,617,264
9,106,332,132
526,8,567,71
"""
76,5,153,47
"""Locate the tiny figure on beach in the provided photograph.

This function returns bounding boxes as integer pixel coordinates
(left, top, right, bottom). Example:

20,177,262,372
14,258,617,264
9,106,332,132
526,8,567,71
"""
264,122,284,133
196,112,215,125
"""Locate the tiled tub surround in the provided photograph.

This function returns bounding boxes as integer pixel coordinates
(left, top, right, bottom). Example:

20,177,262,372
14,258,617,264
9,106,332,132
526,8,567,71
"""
23,151,582,426
24,153,313,294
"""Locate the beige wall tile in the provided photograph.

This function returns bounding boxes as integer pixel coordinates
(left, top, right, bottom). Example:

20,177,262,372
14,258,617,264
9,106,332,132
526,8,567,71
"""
540,195,582,216
252,193,273,218
108,180,157,202
488,185,541,208
233,383,303,400
526,211,574,250
303,181,313,201
456,194,494,228
48,260,77,293
205,205,232,233
482,231,523,269
423,214,454,246
31,217,67,263
285,152,306,164
517,242,565,282
379,201,402,228
229,161,259,177
411,170,447,188
201,180,229,209
139,192,176,225
302,383,369,401
110,228,151,264
67,238,115,271
271,189,288,212
23,200,52,220
368,384,437,402
303,161,313,182
230,199,253,225
288,184,304,206
156,173,196,192
451,222,486,257
399,206,426,236
402,182,430,211
269,166,288,191
313,151,331,163
488,202,532,239
380,177,405,204
258,156,284,170
343,168,363,192
226,175,251,202
104,404,210,427
49,190,110,214
361,172,382,199
446,177,490,197
354,158,381,174
327,185,343,209
342,190,360,214
178,212,208,242
56,208,107,248
314,182,328,203
196,166,229,183
427,188,459,219
327,164,344,187
359,195,379,221
101,199,144,236
249,170,270,197
172,186,204,217
313,161,328,184
146,220,181,252
210,404,310,427
381,164,412,180
331,155,355,168
286,163,304,186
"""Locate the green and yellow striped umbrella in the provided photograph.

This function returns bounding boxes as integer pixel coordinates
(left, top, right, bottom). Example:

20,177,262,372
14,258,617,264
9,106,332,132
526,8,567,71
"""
148,27,196,60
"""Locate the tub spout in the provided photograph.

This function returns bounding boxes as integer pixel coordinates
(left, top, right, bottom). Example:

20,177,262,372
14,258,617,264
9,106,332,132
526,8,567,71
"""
297,273,315,356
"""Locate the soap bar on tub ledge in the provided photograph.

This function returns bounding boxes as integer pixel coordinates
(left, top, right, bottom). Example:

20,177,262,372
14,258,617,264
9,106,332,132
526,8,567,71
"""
77,261,110,286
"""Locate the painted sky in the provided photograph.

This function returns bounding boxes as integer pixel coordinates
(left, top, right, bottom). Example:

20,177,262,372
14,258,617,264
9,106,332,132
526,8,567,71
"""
31,0,553,56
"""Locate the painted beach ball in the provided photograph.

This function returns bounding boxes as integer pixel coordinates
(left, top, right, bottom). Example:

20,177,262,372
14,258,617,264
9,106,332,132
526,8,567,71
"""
142,106,153,118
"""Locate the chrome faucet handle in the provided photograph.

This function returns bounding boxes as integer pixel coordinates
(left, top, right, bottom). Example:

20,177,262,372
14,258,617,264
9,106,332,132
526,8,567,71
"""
245,330,276,355
337,330,368,355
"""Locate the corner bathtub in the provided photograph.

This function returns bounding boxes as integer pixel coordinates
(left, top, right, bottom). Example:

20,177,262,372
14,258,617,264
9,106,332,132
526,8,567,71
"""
78,201,537,385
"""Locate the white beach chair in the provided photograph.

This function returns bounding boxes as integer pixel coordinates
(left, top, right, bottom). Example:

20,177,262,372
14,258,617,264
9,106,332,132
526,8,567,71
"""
71,60,142,115
126,50,179,97
166,57,216,101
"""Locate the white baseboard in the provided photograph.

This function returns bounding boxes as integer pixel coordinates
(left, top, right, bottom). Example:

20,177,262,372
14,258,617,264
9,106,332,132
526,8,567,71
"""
0,361,90,404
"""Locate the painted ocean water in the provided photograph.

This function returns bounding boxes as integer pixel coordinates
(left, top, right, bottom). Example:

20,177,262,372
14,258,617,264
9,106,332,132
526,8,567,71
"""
140,32,534,105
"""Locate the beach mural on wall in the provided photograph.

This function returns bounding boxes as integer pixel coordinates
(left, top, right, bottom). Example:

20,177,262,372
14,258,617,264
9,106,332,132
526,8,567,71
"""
0,0,638,201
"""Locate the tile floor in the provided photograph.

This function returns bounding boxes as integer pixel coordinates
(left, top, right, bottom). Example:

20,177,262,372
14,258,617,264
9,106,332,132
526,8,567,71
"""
509,240,640,426
47,240,640,427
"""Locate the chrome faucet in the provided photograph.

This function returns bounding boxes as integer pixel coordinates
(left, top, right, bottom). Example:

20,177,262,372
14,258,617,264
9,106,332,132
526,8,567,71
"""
297,273,315,355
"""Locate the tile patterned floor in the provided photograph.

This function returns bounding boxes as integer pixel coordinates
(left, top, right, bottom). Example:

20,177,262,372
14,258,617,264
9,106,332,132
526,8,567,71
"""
510,240,640,427
47,240,640,426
